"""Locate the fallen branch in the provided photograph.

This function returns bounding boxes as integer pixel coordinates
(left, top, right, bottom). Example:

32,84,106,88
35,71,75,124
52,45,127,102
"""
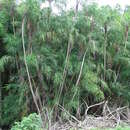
85,101,105,116
106,106,128,118
106,105,117,120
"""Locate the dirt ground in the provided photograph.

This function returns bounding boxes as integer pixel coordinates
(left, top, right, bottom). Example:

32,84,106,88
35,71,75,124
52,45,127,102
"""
50,115,130,130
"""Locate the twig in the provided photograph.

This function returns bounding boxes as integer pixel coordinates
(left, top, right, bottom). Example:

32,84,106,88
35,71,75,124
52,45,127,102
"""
116,111,120,126
120,112,129,121
102,100,108,117
82,98,89,108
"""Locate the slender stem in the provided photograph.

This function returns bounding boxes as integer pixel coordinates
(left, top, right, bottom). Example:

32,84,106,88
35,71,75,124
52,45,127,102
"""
76,50,87,86
71,50,87,102
104,24,107,81
75,0,79,15
104,39,106,81
13,17,15,37
22,17,44,128
58,38,71,104
124,25,129,50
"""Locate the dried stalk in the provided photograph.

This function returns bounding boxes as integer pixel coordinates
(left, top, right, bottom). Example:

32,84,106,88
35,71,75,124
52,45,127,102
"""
71,50,87,102
32,79,43,112
76,50,87,86
58,38,72,103
12,16,15,37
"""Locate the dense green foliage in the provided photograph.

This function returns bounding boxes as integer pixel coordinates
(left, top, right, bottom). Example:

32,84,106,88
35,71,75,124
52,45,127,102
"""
11,113,42,130
0,0,130,129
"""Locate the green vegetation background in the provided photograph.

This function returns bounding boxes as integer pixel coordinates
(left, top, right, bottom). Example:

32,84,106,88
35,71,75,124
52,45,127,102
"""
0,0,130,129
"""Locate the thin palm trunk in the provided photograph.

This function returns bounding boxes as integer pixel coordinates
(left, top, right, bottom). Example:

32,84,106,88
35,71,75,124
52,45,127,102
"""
104,39,107,81
124,25,129,50
58,39,72,104
48,0,52,10
22,17,44,128
13,17,15,37
71,50,87,101
75,0,79,15
104,23,107,81
53,35,72,121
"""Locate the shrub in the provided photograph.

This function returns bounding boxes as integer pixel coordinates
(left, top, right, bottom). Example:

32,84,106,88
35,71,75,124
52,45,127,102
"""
11,113,42,130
